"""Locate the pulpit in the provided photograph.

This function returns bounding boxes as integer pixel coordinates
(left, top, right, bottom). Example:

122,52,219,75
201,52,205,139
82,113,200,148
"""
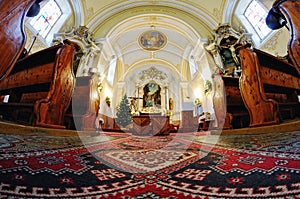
132,113,170,136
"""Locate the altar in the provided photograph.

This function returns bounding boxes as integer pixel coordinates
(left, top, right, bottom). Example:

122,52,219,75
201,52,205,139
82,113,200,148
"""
132,113,170,136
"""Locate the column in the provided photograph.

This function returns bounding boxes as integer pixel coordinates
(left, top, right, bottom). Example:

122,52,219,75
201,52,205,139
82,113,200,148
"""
164,86,169,110
136,85,140,111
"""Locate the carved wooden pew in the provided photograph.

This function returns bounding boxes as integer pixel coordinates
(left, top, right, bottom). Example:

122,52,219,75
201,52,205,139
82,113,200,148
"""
0,0,36,80
64,75,100,131
0,43,77,128
239,46,300,127
223,76,250,128
237,0,300,128
213,74,250,130
0,0,81,128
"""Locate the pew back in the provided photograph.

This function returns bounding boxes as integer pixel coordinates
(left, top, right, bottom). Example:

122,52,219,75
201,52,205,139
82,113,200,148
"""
0,44,63,98
239,46,300,127
0,43,77,128
223,76,250,128
255,48,300,120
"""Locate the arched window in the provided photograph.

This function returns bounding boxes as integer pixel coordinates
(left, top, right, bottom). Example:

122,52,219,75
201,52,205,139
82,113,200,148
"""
26,0,71,46
235,0,272,47
107,56,117,86
189,55,198,78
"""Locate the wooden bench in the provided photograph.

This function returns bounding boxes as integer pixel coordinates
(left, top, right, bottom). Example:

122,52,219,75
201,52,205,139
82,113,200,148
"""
239,46,300,127
64,75,100,131
223,76,250,128
0,43,77,128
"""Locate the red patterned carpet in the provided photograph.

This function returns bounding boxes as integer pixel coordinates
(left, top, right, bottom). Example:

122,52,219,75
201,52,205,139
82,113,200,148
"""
0,130,299,198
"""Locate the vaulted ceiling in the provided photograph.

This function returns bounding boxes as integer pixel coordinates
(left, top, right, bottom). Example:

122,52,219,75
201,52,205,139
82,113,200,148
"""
83,0,229,38
64,0,238,80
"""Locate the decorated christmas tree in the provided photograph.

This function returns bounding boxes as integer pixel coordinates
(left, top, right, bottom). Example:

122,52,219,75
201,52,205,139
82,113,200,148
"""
116,94,132,127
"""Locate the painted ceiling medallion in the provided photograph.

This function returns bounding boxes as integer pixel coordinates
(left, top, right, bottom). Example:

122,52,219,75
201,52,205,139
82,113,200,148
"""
139,30,167,51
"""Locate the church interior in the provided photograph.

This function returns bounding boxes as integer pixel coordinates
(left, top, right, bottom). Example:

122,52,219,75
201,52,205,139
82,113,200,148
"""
0,0,299,198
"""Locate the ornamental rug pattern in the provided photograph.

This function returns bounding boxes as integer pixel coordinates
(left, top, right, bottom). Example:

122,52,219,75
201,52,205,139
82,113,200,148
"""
0,131,299,198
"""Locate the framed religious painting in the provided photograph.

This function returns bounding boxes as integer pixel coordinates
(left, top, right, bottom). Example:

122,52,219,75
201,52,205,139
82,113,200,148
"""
138,30,167,51
143,82,161,107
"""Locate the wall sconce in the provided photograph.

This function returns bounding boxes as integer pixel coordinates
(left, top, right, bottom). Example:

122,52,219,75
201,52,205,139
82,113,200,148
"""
89,67,98,74
97,73,104,93
97,82,103,93
194,98,201,105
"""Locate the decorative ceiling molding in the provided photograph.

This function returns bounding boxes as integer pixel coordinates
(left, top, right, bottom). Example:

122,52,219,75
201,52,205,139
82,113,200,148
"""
100,13,199,82
223,0,238,24
69,0,84,26
136,66,168,87
107,14,199,43
81,0,94,20
213,8,223,22
53,26,97,50
125,59,182,82
262,31,281,51
87,2,218,38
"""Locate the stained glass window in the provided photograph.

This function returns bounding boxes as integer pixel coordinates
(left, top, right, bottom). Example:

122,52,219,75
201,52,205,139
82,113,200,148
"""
28,0,62,38
243,0,271,40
